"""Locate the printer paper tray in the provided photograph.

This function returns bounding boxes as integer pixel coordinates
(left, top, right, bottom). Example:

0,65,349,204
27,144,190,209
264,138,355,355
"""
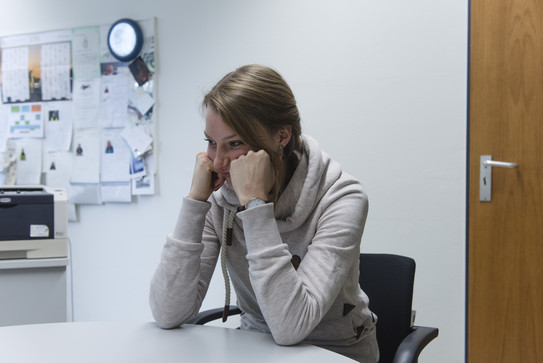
0,239,68,259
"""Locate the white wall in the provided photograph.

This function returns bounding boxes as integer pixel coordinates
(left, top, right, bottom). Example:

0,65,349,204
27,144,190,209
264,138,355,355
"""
0,1,468,362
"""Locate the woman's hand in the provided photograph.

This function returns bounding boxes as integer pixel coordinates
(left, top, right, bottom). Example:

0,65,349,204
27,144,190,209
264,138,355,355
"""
187,152,225,201
230,150,274,206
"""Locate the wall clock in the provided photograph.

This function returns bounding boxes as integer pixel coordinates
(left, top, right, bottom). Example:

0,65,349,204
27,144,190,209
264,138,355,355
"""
107,18,143,62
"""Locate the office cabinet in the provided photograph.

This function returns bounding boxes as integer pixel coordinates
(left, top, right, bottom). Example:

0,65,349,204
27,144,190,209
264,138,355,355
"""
0,257,70,326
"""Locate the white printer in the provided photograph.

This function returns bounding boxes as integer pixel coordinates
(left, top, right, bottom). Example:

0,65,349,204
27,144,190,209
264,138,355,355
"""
0,186,68,259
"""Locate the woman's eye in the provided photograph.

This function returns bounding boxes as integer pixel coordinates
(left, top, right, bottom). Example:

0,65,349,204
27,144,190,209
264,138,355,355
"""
230,141,244,147
204,138,216,147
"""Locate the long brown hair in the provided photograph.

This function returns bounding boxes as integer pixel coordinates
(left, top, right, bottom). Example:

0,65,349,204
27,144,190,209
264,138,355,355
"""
203,64,303,201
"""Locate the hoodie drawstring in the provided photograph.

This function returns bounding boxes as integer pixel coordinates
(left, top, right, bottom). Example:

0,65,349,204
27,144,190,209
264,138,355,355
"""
220,208,236,322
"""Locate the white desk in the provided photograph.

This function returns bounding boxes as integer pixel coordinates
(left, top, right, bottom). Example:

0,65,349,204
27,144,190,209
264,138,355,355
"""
0,321,355,362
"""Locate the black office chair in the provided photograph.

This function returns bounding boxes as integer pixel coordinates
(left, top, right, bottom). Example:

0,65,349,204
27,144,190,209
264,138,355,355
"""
358,253,438,363
189,253,438,363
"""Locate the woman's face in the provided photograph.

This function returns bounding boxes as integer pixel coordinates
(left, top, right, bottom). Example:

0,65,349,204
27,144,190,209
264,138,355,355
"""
204,106,252,186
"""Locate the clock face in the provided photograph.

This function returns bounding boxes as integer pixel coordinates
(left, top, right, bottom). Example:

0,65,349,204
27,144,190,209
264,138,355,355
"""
108,19,143,62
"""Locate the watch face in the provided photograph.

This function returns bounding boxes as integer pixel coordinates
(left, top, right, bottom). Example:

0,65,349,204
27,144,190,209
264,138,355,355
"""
108,19,143,62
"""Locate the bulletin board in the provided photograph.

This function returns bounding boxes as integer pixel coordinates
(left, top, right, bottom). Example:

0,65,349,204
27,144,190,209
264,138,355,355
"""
0,18,157,221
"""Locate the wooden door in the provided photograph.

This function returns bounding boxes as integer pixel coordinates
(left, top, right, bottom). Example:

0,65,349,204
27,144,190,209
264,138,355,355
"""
468,0,543,362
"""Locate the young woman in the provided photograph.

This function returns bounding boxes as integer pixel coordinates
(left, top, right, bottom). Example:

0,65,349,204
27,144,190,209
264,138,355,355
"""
150,64,378,362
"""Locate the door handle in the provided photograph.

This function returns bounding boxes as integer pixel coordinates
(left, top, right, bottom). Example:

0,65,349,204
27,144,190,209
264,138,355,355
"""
480,155,518,202
482,159,518,168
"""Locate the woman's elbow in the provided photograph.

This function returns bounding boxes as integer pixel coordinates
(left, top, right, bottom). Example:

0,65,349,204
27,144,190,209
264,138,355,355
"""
153,316,182,330
153,312,198,329
150,302,195,329
271,329,307,346
151,309,181,329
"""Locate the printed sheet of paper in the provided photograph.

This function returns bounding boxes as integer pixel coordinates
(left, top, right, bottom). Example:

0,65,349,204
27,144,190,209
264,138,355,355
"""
101,181,132,202
132,152,155,195
0,104,8,152
15,138,42,184
1,139,17,185
70,182,102,205
0,105,6,184
44,101,73,151
121,124,152,157
71,128,100,183
71,26,100,80
43,150,78,220
100,128,131,182
129,86,154,116
2,139,17,168
72,78,100,129
40,42,72,101
99,24,118,63
129,151,146,179
99,73,130,128
7,103,44,138
1,47,30,103
44,150,72,184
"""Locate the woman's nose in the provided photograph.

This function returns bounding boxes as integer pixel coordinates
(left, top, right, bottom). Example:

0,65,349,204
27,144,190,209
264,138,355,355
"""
213,150,229,171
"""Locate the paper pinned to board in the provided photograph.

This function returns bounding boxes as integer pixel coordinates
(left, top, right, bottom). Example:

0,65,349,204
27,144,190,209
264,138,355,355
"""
129,86,154,116
101,181,132,202
121,125,152,158
131,152,154,195
15,138,42,184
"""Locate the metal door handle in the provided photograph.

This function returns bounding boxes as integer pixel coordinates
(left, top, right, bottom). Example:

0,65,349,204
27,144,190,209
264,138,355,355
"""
482,159,518,168
480,155,518,202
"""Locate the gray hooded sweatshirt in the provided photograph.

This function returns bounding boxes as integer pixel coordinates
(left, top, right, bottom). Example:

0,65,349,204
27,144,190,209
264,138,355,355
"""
150,135,378,362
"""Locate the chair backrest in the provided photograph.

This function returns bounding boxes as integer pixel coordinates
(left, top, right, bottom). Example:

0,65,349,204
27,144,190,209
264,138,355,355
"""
359,253,416,363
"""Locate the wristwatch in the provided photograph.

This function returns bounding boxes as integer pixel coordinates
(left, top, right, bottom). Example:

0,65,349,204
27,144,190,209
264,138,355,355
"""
245,197,267,209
